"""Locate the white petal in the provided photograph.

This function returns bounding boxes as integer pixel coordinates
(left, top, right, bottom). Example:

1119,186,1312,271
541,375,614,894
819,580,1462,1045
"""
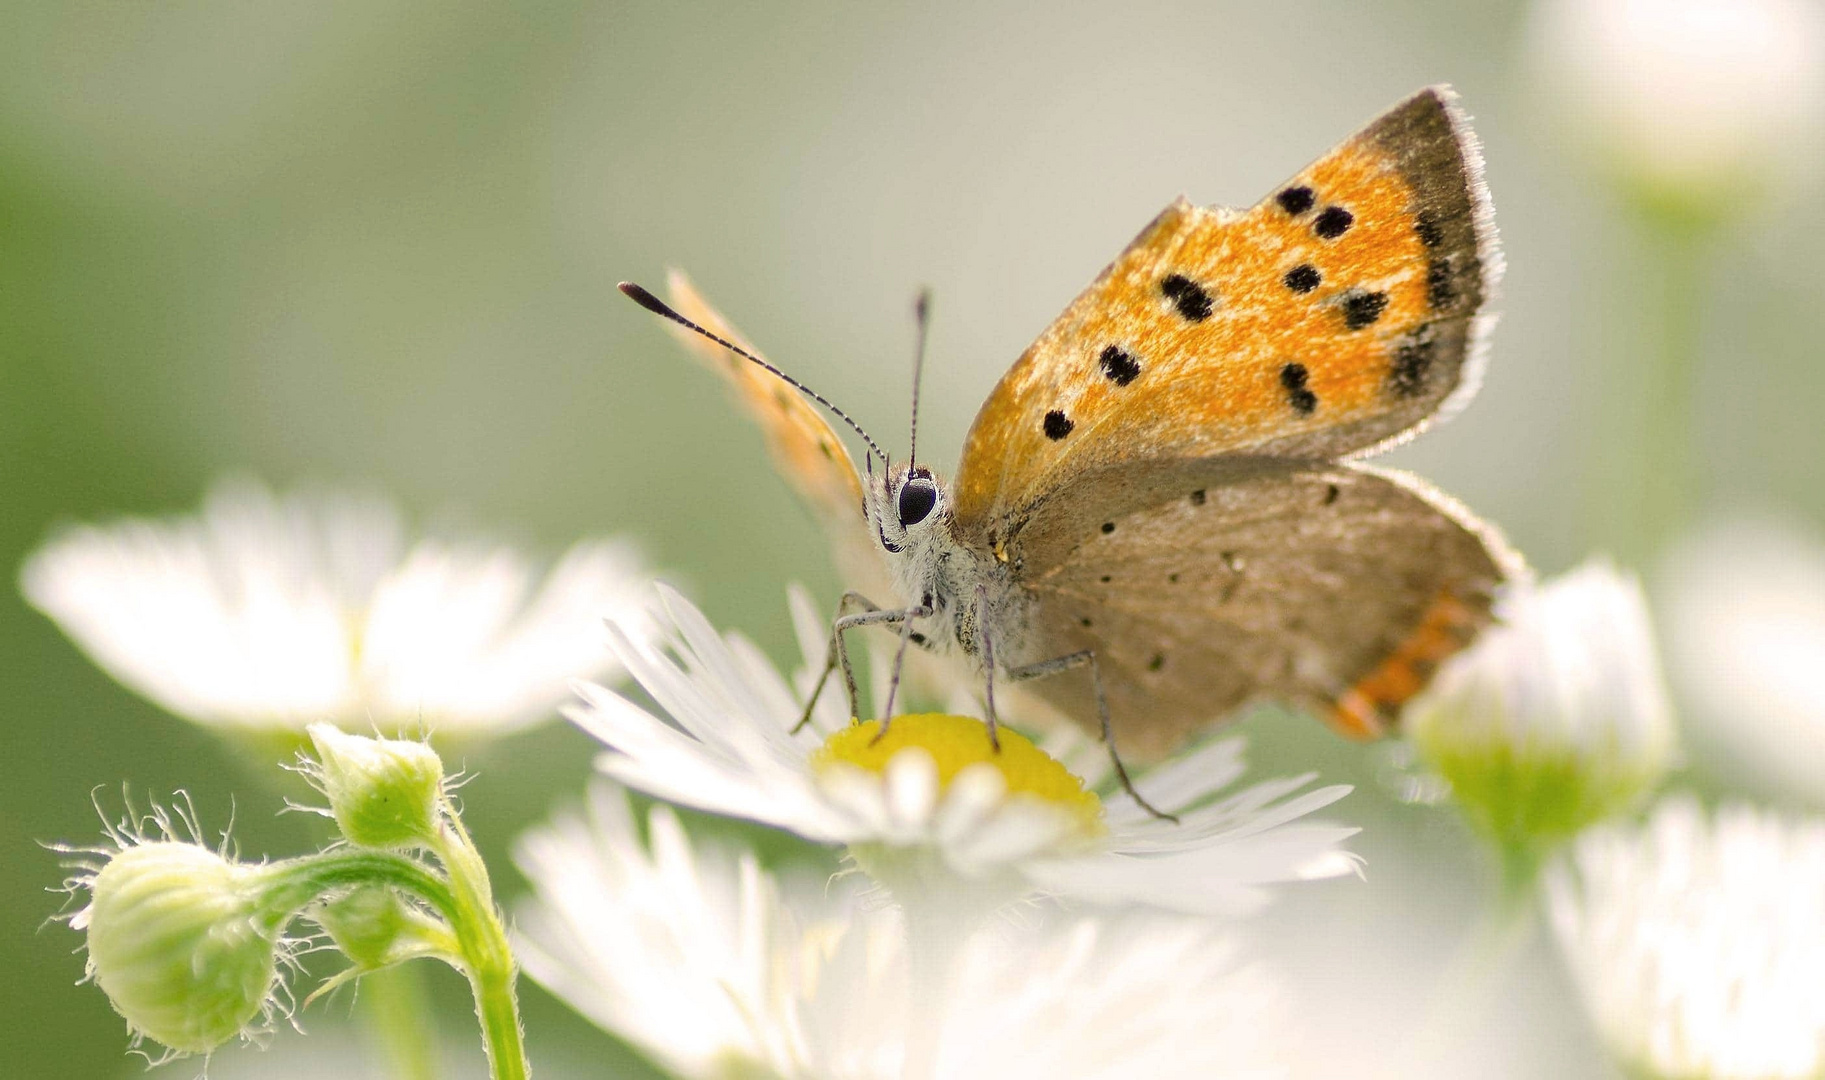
21,478,647,736
568,586,1360,918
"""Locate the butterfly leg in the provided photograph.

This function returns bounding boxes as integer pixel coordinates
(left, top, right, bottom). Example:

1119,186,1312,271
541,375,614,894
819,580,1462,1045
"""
794,591,882,734
1003,650,1180,824
974,585,1003,752
794,593,931,737
878,593,934,723
833,605,930,735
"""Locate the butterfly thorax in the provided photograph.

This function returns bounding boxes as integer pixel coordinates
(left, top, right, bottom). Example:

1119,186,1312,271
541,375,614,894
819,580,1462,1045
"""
865,465,1033,666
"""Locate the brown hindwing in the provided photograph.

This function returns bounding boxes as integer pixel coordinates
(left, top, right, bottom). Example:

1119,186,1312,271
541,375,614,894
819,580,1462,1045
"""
1001,458,1516,759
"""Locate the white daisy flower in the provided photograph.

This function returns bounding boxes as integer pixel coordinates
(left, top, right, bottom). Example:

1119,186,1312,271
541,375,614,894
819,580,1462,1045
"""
1527,0,1825,206
1662,516,1825,802
1548,797,1825,1080
21,477,651,738
514,782,1290,1080
565,584,1358,917
1406,559,1676,876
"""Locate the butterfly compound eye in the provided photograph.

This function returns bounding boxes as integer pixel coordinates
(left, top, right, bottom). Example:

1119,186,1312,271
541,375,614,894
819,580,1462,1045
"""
897,478,938,526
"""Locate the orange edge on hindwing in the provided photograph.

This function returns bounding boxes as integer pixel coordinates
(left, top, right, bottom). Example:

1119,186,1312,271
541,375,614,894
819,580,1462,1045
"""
1327,590,1484,739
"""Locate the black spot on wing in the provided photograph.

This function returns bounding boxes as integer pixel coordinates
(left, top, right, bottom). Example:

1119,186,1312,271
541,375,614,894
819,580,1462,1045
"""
1341,290,1389,330
1280,363,1318,414
1043,410,1074,440
1098,345,1141,385
1314,206,1354,239
1277,186,1315,215
1415,209,1444,248
1390,335,1434,397
1160,274,1213,321
1428,257,1456,310
1283,263,1321,294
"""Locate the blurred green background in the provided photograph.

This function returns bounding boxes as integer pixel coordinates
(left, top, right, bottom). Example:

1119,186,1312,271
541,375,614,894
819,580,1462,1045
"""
4,2,1821,1077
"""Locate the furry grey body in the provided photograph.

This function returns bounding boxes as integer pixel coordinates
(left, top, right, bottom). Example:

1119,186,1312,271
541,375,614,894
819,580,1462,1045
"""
863,465,1036,668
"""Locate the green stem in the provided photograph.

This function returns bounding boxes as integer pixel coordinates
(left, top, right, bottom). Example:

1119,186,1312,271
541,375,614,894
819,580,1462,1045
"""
1496,841,1546,917
251,838,526,1079
1588,209,1715,562
1637,220,1708,552
212,736,445,1080
431,805,530,1080
253,849,459,927
470,964,529,1080
360,965,442,1080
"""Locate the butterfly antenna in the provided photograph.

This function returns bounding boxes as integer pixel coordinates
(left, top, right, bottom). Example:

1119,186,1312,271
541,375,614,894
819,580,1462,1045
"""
619,282,888,463
908,288,932,468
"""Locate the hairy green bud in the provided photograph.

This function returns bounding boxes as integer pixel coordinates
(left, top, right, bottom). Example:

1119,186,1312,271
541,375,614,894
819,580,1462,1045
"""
308,723,444,849
81,842,279,1054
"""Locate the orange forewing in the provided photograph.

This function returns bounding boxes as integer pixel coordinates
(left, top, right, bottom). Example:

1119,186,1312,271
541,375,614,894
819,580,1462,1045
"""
952,88,1490,545
662,270,865,523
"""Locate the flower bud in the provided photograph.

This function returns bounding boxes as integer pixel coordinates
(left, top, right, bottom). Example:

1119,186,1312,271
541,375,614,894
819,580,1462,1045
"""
307,723,444,849
1527,0,1825,218
1661,516,1825,803
1407,561,1677,880
80,841,279,1054
314,885,447,973
317,886,411,970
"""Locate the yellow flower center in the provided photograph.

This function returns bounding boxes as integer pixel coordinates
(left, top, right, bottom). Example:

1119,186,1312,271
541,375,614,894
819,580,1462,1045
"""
811,713,1103,833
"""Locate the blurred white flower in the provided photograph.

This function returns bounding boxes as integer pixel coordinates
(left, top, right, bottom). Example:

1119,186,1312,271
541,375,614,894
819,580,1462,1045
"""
1662,516,1825,802
513,784,818,1080
1527,0,1825,206
1548,797,1825,1079
514,782,1290,1080
21,478,650,737
1407,560,1676,875
567,584,1358,917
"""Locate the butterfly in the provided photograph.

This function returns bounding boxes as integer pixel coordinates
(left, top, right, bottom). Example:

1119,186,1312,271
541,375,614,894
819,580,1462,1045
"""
623,85,1520,816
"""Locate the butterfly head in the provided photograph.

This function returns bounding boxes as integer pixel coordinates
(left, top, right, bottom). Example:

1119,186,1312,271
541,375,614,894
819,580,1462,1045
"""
896,466,940,527
866,460,949,555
